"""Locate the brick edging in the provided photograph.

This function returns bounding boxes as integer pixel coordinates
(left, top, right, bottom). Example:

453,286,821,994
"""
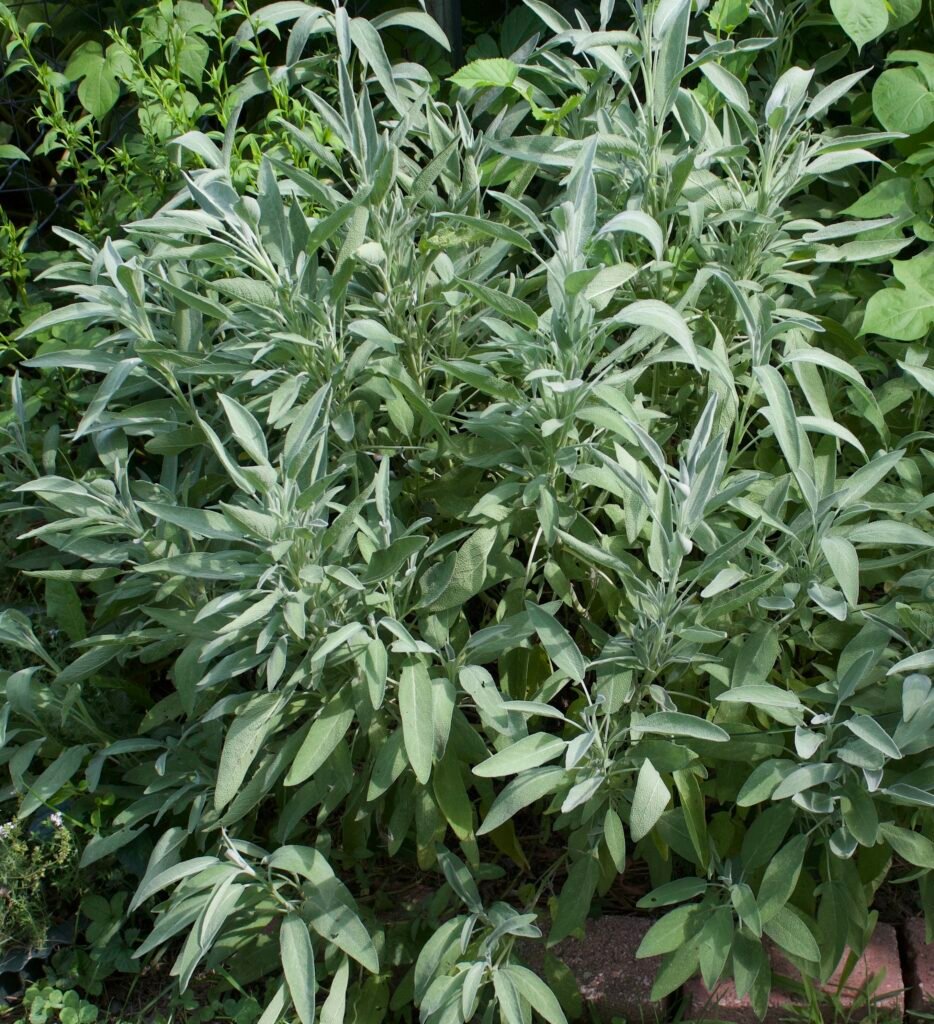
521,915,930,1023
903,918,934,1014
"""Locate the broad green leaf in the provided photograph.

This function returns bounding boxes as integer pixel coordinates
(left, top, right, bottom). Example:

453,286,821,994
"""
311,623,366,666
699,905,734,990
772,763,841,800
65,42,120,116
674,768,709,869
637,905,699,957
700,62,750,112
613,299,697,366
630,759,669,842
18,745,89,819
362,637,388,709
731,884,762,938
718,685,804,712
72,358,138,441
549,854,599,945
889,650,934,676
651,939,702,1001
754,365,802,471
737,760,797,806
733,931,766,998
598,211,664,260
701,567,747,598
873,66,934,134
285,690,354,787
525,0,572,32
830,0,887,50
503,965,568,1024
783,348,867,391
582,263,638,307
821,536,860,607
808,582,848,622
847,521,934,547
862,250,934,340
492,966,525,1024
45,577,86,642
762,906,820,962
459,664,517,736
634,711,728,743
459,279,538,331
473,734,567,779
414,917,464,1003
879,823,934,868
901,674,931,721
478,766,565,835
437,845,482,912
526,603,587,682
842,784,879,846
137,502,242,542
399,660,435,784
219,394,268,465
348,17,401,110
433,753,474,840
435,213,534,253
306,882,379,973
843,716,901,759
799,415,865,457
426,528,497,612
899,359,934,399
370,9,450,49
216,694,281,809
757,834,807,923
708,0,750,32
500,700,567,721
319,959,349,1024
637,878,707,909
603,807,627,872
130,856,218,912
361,535,428,583
450,58,519,90
280,913,316,1024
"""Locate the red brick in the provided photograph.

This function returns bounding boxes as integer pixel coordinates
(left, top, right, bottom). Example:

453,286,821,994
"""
684,924,903,1023
682,976,791,1024
905,918,934,1013
815,923,903,1018
522,915,666,1021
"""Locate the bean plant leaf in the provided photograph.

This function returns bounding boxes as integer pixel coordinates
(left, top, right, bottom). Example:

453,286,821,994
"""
830,0,887,51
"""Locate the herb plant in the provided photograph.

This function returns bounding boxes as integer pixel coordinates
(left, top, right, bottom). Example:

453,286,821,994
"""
1,1,933,1022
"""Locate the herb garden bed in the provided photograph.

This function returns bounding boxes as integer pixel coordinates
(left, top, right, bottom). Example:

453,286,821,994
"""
1,0,933,1022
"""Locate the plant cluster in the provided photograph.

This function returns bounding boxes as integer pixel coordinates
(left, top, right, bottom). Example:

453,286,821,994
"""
0,816,78,953
23,981,99,1024
1,0,933,1022
0,0,347,339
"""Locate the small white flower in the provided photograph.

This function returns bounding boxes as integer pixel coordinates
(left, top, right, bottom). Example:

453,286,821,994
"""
50,812,64,828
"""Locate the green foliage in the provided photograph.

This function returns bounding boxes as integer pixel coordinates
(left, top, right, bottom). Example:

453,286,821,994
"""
16,976,263,1024
23,982,99,1024
0,0,340,343
0,817,78,953
1,0,934,1022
